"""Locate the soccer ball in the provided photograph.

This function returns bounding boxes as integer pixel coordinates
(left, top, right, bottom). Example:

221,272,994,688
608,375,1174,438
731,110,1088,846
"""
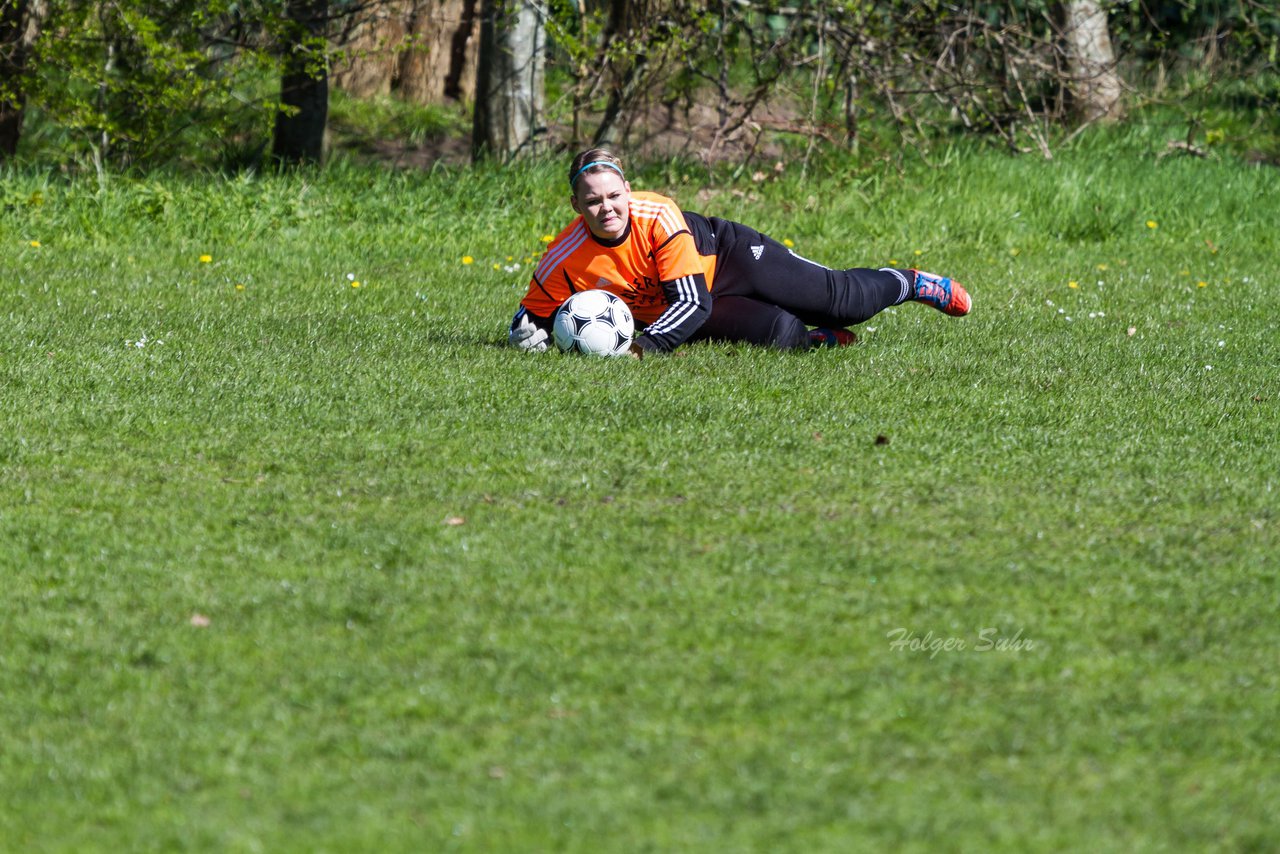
552,290,635,356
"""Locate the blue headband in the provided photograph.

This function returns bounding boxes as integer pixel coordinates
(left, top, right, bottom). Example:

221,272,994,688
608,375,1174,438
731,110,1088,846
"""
569,161,625,188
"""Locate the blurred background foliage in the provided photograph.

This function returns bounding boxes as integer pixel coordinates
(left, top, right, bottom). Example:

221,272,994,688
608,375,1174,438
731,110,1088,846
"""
0,0,1277,171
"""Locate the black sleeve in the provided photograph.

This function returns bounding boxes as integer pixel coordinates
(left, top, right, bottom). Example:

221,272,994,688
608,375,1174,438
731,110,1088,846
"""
633,273,712,354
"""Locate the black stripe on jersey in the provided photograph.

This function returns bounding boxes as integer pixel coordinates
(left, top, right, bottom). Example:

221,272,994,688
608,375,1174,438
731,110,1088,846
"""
650,229,693,258
562,268,581,293
531,275,557,303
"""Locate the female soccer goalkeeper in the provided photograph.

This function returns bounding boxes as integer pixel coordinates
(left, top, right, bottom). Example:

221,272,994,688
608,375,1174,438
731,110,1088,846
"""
508,148,971,355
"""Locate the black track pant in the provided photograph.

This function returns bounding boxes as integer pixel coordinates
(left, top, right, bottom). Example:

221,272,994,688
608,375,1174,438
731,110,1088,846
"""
688,219,914,350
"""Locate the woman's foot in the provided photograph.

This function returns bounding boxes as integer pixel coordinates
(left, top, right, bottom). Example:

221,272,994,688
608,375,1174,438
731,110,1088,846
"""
911,270,971,316
809,328,858,348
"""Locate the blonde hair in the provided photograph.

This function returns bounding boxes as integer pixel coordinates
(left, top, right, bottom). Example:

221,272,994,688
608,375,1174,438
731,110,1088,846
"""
568,148,625,191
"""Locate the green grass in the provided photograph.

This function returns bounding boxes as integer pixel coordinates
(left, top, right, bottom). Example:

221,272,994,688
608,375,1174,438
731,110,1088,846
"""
2,123,1278,851
328,90,471,152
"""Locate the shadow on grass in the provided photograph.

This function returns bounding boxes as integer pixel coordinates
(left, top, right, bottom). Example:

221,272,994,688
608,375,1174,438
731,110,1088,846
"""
419,328,512,350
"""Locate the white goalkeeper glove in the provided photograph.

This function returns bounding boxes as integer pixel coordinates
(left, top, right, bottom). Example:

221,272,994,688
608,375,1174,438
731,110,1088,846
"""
508,306,550,352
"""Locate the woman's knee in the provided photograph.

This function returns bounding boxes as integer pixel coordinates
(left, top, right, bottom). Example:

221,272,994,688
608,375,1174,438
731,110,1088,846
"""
768,311,810,350
699,295,809,349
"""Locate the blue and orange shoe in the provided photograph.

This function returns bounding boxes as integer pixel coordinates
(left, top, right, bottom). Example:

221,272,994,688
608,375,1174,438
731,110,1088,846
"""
809,327,858,348
911,270,971,316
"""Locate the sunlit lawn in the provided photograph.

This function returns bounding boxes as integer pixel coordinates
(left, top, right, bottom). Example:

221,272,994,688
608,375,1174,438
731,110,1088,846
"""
1,124,1277,850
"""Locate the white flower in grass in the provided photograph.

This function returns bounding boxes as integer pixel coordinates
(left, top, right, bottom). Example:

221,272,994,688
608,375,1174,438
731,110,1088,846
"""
126,333,164,349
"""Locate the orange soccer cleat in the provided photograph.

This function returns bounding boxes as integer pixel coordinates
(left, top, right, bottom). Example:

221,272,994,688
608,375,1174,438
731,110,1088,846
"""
911,270,971,316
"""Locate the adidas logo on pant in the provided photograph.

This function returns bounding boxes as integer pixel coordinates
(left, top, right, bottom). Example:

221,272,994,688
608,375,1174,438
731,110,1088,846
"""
751,245,764,260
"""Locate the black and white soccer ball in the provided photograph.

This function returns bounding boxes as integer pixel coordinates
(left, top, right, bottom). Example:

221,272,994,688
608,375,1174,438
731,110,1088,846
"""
552,290,635,356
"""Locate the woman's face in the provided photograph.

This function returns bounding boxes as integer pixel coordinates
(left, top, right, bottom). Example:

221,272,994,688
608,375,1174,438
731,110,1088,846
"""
572,170,631,240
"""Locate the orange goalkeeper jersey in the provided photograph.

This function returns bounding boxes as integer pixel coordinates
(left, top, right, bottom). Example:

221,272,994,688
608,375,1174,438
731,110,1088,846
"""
522,191,717,325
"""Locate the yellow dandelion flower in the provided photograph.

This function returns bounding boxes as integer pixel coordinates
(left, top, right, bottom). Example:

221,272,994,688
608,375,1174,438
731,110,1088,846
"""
523,257,532,264
914,249,923,256
199,254,213,263
1146,220,1158,229
462,256,474,265
1197,281,1208,288
783,238,795,248
1009,248,1020,257
29,240,41,248
506,255,514,262
1096,263,1109,271
235,283,245,291
493,263,501,271
889,259,899,266
351,281,361,288
1179,269,1191,276
1068,281,1079,289
541,234,554,243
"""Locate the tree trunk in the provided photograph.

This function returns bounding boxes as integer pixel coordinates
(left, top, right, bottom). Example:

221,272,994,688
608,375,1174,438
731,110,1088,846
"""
0,0,46,160
397,0,446,101
331,0,409,98
332,0,480,105
1061,0,1123,123
441,0,480,102
590,0,636,147
399,0,479,103
273,0,330,165
471,0,545,161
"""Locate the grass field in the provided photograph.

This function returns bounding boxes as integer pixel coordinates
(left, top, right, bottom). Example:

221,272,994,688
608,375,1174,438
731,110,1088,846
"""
2,122,1278,851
